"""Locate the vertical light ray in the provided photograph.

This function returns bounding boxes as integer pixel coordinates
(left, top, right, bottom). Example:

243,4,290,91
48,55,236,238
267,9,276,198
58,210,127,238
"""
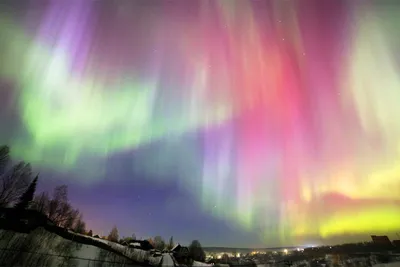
0,0,400,243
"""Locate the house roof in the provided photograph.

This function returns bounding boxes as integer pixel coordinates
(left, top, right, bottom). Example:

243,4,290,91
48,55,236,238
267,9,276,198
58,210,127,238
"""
171,244,181,251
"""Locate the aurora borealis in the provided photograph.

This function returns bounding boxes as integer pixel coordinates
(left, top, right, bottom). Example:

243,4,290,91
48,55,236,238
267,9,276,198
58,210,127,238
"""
1,0,400,246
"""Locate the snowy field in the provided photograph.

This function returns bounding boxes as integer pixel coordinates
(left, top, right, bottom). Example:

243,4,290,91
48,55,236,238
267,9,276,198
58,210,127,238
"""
0,228,160,267
0,228,217,267
192,260,212,266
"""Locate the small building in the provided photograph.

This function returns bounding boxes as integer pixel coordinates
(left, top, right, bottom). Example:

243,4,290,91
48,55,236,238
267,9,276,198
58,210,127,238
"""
128,242,142,248
171,244,181,253
120,240,129,246
171,244,189,256
371,235,392,246
127,240,154,251
171,244,190,265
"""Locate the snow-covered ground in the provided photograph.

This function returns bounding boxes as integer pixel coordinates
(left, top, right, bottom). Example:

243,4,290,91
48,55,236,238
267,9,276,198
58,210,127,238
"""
0,228,155,267
0,228,214,267
161,253,176,267
192,260,212,266
67,230,163,265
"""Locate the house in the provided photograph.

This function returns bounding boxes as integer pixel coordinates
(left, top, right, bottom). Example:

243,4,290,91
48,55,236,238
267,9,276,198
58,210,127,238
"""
171,244,189,256
171,244,180,253
171,243,190,265
128,241,142,248
127,240,154,251
371,235,393,246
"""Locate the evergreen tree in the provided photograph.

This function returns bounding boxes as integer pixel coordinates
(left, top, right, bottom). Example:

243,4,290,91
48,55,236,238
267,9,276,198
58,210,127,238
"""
87,229,93,236
189,240,206,262
0,145,10,175
0,145,34,207
15,175,38,210
221,253,229,264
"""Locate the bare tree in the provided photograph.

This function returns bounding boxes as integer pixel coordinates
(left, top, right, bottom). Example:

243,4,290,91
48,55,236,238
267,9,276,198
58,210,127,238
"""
0,145,33,207
32,191,50,213
153,236,166,251
64,208,79,229
74,214,86,234
108,226,119,242
76,221,86,234
167,236,174,250
32,185,83,230
47,185,68,221
55,202,73,227
53,185,68,202
46,185,73,226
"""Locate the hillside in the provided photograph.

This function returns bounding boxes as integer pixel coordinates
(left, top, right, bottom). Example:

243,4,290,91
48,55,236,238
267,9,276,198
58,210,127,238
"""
0,228,140,267
0,208,213,267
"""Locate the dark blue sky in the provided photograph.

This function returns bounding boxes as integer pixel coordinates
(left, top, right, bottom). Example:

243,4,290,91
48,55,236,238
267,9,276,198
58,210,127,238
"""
35,166,263,248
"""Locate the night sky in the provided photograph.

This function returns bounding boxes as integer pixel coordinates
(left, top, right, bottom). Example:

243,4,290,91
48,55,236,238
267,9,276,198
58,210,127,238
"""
1,0,400,248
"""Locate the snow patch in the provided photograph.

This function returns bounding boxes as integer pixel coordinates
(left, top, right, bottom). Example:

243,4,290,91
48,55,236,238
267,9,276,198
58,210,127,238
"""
162,253,176,267
193,260,212,266
0,229,133,266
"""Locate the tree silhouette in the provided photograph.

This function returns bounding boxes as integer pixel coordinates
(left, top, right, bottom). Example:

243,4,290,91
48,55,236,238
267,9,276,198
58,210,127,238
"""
167,236,174,250
108,225,119,242
87,230,93,236
32,192,49,213
33,185,82,228
0,145,10,175
74,214,86,234
189,240,206,262
0,145,33,207
15,175,38,210
221,253,229,264
153,236,166,251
